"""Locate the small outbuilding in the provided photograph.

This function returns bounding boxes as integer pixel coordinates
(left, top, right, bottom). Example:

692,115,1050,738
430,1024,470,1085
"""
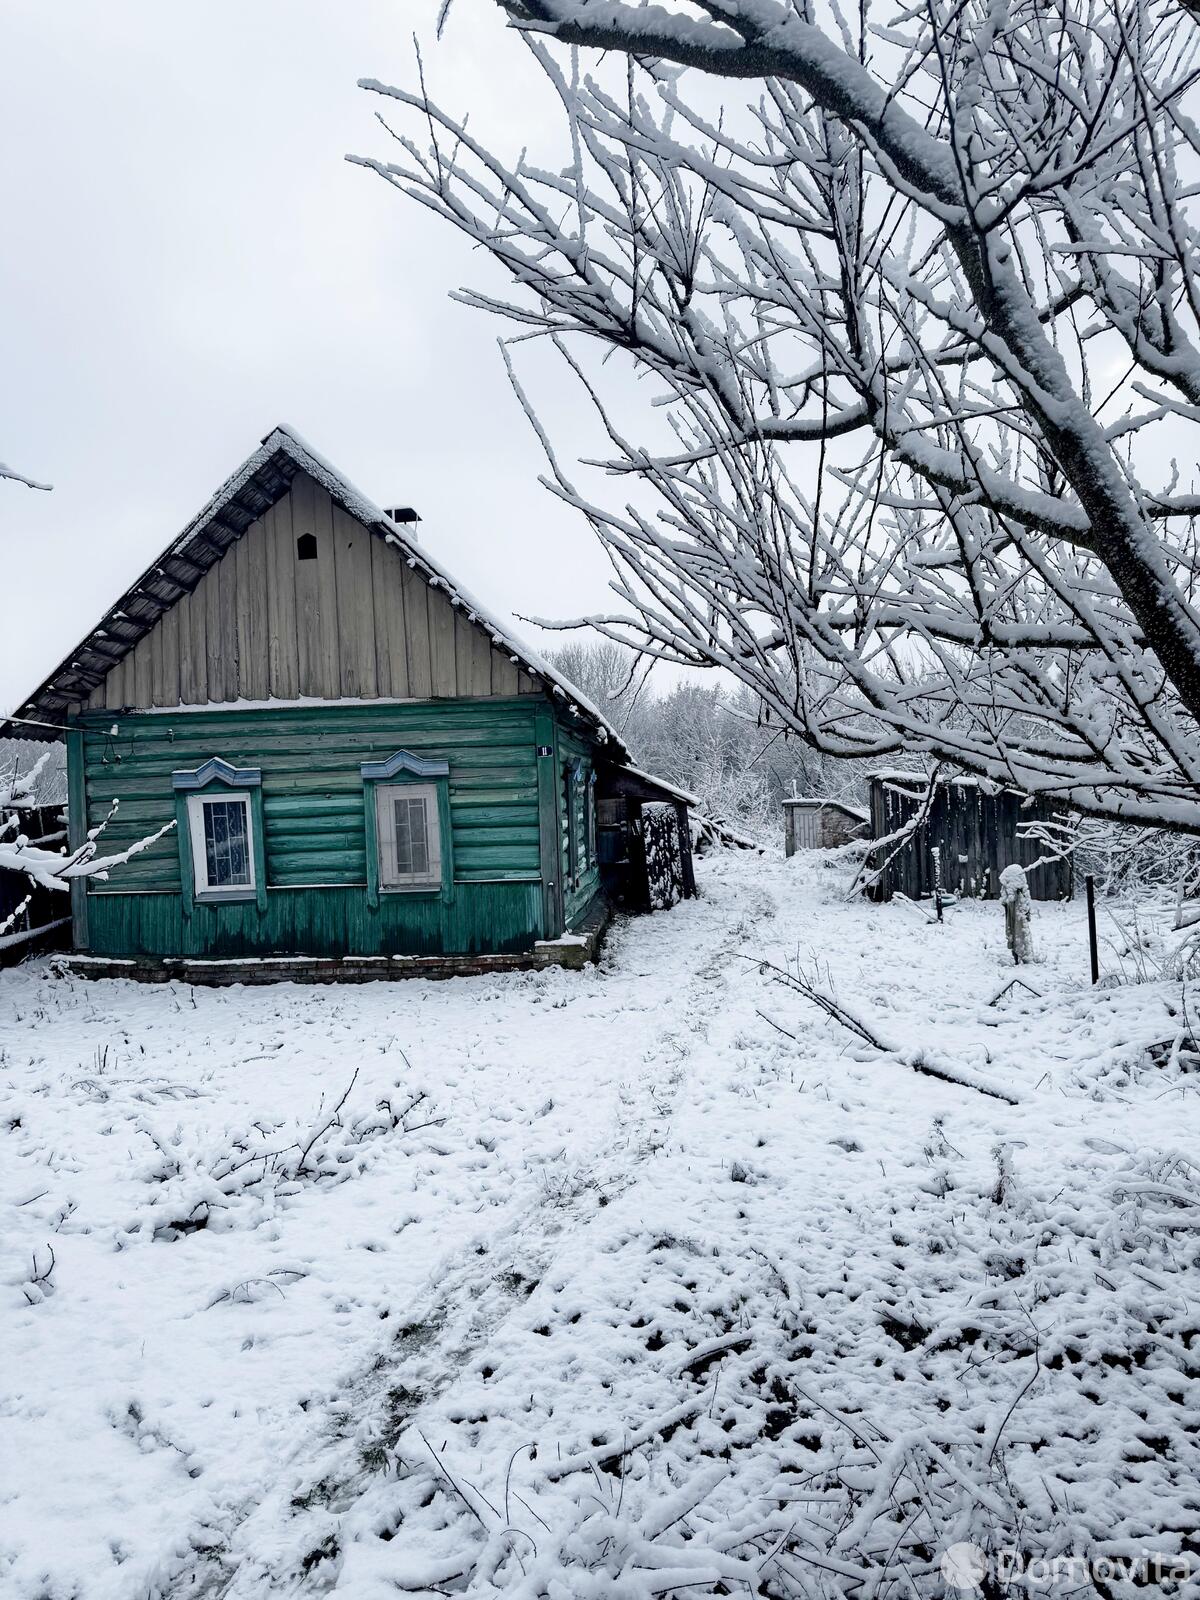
596,765,696,912
866,771,1073,903
783,797,870,854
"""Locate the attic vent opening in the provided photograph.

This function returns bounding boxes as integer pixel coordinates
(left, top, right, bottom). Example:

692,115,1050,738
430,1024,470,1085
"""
296,532,318,561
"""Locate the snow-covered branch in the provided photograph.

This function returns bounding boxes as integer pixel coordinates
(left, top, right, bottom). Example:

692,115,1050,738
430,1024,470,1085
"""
1,744,174,896
358,0,1200,829
0,460,50,492
0,801,175,894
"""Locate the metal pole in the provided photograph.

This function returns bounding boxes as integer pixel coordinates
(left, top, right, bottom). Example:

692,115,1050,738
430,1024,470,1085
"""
1085,873,1099,984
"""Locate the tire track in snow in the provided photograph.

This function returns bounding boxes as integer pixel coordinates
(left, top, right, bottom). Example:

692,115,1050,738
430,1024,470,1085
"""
159,873,778,1597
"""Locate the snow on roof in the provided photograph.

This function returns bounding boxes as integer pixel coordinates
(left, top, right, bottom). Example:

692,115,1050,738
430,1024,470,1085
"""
869,769,934,785
783,796,870,820
615,764,700,807
4,424,627,757
870,768,987,789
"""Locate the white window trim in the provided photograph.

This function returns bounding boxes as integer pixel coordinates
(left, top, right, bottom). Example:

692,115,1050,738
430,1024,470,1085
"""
375,782,442,893
186,792,257,901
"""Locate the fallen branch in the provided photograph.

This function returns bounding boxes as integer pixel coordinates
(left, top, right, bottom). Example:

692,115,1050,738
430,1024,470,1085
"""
749,956,1022,1104
0,916,70,953
988,977,1044,1007
542,1398,707,1481
295,1068,360,1173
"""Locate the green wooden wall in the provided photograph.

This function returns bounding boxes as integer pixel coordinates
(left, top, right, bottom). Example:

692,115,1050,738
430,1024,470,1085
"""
72,697,603,960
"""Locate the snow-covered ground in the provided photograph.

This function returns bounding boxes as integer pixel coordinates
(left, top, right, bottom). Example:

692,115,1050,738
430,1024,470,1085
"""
3,852,1199,1599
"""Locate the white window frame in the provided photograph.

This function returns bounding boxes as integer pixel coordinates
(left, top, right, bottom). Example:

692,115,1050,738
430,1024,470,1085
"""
186,791,257,901
375,781,442,892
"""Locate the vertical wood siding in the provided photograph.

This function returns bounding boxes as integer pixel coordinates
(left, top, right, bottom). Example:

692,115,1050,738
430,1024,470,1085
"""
87,473,540,711
867,778,1074,902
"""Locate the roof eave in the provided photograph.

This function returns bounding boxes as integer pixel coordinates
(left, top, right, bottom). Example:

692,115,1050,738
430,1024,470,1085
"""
3,425,628,759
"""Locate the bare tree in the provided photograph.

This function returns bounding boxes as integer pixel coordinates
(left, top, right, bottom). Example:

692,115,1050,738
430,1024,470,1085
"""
544,636,651,743
355,0,1200,831
547,639,871,833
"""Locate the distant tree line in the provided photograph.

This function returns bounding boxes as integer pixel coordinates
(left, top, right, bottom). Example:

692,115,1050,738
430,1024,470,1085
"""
550,640,869,842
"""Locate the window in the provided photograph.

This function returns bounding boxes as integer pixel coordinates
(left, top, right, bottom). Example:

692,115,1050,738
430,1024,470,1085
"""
564,758,593,885
172,757,266,915
375,782,441,891
187,793,255,898
361,750,452,906
585,773,597,866
296,532,318,560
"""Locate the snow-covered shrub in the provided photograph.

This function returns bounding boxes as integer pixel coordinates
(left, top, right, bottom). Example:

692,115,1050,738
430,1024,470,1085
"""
1100,1148,1200,1267
1076,822,1200,904
126,1076,438,1240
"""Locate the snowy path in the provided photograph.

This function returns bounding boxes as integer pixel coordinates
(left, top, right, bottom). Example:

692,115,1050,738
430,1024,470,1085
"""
3,854,1199,1598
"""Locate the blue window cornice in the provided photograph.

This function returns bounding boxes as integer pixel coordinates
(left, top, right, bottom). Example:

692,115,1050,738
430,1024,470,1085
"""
360,750,450,782
172,757,262,792
360,750,454,907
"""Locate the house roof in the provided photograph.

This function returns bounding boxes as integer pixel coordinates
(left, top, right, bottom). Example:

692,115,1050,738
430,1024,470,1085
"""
783,796,870,821
869,769,999,793
611,764,700,807
4,425,627,757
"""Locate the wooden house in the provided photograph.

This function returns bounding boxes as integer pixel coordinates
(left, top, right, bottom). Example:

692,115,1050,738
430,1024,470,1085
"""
5,427,694,982
866,772,1073,903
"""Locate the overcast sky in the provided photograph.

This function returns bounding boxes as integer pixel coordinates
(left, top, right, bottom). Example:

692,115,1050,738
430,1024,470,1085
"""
0,1,630,717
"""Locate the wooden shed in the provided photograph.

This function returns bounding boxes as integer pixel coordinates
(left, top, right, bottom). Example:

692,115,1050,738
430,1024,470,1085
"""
783,797,869,854
867,772,1073,903
3,426,691,983
596,765,696,912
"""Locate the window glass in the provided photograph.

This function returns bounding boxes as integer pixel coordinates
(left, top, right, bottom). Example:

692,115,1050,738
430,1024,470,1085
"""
376,783,440,889
204,799,251,887
187,792,255,898
393,793,430,878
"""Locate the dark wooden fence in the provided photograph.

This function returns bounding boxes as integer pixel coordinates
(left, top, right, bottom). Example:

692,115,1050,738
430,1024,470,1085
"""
0,806,72,967
867,776,1073,903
